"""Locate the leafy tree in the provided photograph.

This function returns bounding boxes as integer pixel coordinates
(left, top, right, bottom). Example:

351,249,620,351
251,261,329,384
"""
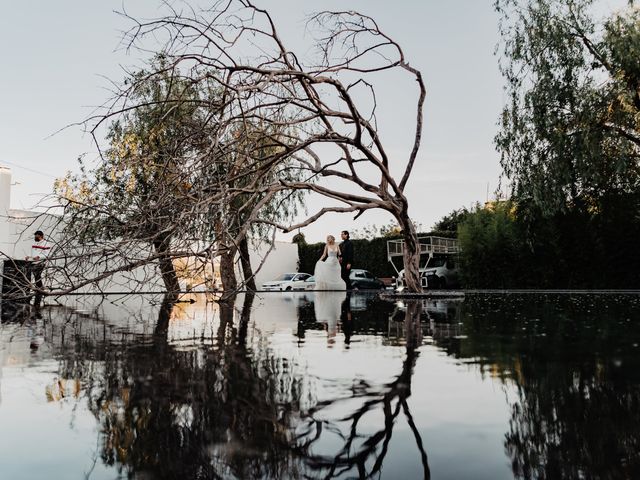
55,55,306,295
457,201,530,288
352,220,423,240
495,0,640,213
291,232,306,244
432,208,470,234
56,59,213,294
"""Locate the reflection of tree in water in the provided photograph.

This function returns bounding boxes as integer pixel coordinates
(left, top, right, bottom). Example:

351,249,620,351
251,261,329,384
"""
294,300,430,479
455,294,640,480
78,293,309,479
52,293,429,479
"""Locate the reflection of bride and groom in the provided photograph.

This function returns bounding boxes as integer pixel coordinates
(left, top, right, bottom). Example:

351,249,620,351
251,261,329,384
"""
313,231,354,330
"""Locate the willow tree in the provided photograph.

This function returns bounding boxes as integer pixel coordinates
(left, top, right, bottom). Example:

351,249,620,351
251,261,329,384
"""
206,121,305,292
54,60,232,295
112,0,428,292
495,0,640,213
54,53,305,296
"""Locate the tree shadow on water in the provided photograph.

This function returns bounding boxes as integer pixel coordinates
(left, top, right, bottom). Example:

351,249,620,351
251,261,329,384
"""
52,293,430,479
292,300,431,479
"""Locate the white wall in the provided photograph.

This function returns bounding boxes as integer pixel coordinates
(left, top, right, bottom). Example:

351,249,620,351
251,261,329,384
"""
249,240,299,286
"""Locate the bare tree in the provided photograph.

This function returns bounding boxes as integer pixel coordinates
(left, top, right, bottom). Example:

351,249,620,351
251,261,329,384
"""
32,0,427,297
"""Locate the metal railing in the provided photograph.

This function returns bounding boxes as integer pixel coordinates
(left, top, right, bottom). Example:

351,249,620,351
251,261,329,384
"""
387,236,460,258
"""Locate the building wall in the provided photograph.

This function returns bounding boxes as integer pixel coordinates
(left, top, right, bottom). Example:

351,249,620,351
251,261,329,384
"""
249,241,299,287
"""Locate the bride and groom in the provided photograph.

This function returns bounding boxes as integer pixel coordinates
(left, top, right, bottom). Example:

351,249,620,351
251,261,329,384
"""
314,230,353,290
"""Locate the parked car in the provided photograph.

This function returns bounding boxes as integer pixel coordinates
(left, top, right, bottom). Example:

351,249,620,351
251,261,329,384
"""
350,269,385,290
262,273,312,291
303,276,316,290
396,256,459,289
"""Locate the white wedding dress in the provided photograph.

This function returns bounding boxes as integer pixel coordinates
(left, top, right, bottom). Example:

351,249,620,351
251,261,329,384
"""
314,247,346,290
314,290,347,329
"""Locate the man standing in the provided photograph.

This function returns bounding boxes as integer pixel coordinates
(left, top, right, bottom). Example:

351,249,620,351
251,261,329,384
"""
339,230,353,289
25,230,50,292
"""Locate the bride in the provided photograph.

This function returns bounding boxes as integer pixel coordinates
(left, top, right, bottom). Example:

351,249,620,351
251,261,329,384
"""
314,235,346,290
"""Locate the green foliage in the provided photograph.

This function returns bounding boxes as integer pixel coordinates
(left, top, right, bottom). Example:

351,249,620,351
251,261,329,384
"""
457,196,640,288
351,220,424,240
458,202,531,288
477,1,640,289
432,207,470,235
495,0,640,214
291,232,306,244
56,57,212,244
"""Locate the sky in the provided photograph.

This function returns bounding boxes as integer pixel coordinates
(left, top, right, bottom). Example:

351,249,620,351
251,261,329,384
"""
0,0,506,242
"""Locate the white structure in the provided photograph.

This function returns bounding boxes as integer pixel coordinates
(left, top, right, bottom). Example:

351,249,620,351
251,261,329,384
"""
0,166,58,261
247,240,299,288
0,166,299,294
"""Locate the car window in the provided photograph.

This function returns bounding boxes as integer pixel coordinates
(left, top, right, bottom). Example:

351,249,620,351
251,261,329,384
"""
276,274,295,281
354,272,365,278
299,274,310,280
364,271,373,279
430,258,447,267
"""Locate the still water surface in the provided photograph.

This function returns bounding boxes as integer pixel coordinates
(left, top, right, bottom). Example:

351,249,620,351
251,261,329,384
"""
0,292,639,479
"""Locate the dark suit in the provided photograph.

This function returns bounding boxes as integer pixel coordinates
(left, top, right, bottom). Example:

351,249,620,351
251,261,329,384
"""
339,239,353,289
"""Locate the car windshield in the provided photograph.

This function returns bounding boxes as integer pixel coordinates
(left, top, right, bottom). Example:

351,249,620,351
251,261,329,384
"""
428,258,447,268
275,274,295,281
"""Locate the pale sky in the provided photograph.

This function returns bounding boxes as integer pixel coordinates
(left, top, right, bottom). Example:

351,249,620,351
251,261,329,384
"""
1,0,506,242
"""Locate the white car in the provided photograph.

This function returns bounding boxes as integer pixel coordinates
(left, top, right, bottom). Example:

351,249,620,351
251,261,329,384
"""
397,257,459,289
262,273,312,291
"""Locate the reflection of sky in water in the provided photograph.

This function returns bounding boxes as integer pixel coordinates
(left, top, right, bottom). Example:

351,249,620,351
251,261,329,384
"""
1,293,639,479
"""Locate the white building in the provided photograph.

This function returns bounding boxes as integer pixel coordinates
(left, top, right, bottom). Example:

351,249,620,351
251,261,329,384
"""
0,166,298,293
0,166,58,261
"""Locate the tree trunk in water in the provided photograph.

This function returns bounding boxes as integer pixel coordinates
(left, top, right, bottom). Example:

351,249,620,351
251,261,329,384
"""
154,292,178,342
238,291,255,345
399,215,422,293
153,238,180,294
238,236,257,291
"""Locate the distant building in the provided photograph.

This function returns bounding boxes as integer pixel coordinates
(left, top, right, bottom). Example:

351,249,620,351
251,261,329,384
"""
0,166,58,261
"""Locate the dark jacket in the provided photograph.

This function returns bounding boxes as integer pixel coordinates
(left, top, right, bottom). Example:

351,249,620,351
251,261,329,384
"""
340,239,354,265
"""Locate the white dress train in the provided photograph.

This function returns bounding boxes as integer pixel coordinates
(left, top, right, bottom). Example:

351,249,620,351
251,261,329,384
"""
314,249,346,290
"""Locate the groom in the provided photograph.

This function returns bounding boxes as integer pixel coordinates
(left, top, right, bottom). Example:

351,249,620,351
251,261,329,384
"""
339,230,353,289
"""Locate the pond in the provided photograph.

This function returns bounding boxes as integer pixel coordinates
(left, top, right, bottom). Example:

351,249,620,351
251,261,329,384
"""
1,292,639,479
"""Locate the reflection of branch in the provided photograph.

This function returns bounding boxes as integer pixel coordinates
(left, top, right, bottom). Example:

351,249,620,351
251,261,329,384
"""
295,300,430,479
402,399,431,479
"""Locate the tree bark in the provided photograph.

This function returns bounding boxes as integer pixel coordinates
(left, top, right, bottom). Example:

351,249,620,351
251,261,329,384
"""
219,250,237,293
153,237,180,294
214,216,238,294
398,213,422,293
238,236,257,291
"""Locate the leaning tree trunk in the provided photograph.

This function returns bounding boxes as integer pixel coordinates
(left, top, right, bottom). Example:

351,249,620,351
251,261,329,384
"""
398,214,422,293
238,236,257,291
153,237,180,294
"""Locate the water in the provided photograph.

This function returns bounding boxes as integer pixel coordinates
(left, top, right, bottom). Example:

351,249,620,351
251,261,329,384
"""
1,292,640,479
